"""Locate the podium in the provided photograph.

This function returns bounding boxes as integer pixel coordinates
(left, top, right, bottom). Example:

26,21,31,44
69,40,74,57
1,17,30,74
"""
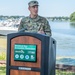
6,32,56,75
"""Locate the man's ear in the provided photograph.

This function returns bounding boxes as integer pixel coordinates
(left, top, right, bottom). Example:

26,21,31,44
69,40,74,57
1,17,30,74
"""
28,6,30,11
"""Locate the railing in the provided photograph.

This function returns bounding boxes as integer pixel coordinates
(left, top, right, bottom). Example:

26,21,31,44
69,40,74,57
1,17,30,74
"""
0,60,75,75
56,64,75,75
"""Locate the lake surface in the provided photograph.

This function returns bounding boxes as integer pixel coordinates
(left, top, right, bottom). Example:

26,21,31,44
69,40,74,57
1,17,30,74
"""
49,21,75,65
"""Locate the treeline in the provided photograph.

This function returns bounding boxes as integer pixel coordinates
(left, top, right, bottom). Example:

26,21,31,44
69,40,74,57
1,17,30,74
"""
0,15,24,20
0,15,70,21
0,13,75,22
47,16,70,21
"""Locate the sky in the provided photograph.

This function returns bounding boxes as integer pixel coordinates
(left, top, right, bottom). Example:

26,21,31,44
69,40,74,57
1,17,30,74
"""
0,0,75,17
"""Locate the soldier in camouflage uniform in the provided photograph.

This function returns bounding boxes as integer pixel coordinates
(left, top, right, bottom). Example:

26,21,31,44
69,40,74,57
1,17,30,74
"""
18,0,52,36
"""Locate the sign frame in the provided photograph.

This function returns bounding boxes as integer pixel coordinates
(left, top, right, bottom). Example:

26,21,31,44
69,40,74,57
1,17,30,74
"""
14,43,37,62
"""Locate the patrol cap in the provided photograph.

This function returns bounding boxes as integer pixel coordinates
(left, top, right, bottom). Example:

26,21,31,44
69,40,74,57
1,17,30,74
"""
28,0,39,7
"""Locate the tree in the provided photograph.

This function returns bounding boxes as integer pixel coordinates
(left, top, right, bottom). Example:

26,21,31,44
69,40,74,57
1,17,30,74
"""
70,12,75,22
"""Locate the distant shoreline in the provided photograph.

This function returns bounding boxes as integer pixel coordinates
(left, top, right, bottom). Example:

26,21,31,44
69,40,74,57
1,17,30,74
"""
56,56,75,60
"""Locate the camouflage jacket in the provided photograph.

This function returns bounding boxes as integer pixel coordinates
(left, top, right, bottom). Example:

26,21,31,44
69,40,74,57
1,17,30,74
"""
18,15,52,36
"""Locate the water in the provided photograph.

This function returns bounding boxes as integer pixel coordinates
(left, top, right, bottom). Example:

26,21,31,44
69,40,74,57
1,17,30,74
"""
49,21,75,65
52,33,75,56
50,21,75,35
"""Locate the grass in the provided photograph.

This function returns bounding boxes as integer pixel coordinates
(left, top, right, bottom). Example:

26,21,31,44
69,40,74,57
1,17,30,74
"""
0,66,6,75
0,52,6,60
0,36,7,49
56,70,75,75
0,36,7,60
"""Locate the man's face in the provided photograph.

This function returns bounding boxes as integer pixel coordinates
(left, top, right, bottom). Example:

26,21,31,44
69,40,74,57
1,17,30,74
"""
29,5,38,16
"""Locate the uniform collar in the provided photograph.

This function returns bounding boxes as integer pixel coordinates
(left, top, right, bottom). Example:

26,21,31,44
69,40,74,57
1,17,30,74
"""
28,15,40,22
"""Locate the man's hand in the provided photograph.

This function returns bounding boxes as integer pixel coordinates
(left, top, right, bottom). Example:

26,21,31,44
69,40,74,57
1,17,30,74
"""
38,30,45,34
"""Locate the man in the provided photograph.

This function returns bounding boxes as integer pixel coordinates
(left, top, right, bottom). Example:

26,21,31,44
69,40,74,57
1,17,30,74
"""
18,0,52,36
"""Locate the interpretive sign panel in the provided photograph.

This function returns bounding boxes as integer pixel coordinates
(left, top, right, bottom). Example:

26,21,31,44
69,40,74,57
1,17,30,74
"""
14,44,37,62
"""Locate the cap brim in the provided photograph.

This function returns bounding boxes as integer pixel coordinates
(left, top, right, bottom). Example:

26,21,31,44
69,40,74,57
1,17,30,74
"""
30,4,39,7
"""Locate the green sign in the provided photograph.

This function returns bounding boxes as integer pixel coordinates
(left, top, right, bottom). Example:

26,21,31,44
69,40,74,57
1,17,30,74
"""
14,44,37,62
